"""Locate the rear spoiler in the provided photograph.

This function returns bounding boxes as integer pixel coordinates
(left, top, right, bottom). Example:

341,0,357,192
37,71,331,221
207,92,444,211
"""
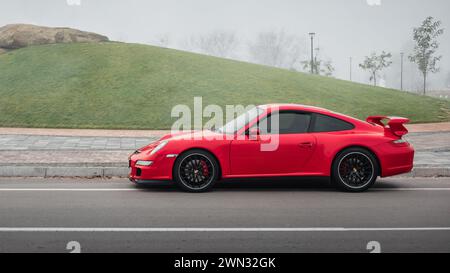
366,116,410,137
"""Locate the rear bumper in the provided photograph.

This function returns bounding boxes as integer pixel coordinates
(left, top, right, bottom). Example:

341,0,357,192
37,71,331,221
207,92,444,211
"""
377,142,415,177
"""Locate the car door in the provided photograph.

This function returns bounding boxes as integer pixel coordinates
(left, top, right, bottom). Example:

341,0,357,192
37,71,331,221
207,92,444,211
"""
230,111,316,176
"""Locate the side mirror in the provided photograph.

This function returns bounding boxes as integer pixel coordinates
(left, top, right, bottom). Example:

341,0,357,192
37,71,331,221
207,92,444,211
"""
248,128,260,141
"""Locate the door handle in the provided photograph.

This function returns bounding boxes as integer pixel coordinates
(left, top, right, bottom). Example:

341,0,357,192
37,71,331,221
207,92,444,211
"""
299,142,313,148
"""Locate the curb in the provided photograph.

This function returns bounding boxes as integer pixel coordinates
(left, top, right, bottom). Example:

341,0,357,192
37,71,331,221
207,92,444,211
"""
0,166,129,178
406,167,450,178
0,165,449,178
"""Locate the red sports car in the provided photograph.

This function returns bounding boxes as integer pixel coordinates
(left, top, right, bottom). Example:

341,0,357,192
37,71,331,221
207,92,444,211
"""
129,104,414,192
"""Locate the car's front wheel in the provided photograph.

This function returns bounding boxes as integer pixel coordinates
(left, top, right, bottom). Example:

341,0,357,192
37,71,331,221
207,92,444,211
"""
332,147,379,192
173,149,219,192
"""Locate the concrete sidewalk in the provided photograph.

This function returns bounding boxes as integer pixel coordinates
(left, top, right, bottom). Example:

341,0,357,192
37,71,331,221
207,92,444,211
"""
1,122,449,136
0,123,450,178
0,127,170,137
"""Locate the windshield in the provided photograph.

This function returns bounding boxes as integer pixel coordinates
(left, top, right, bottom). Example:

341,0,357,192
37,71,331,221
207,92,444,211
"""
216,107,264,134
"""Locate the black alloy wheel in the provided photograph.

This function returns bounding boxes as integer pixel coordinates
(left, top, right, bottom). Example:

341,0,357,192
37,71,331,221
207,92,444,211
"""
332,148,378,192
174,150,219,192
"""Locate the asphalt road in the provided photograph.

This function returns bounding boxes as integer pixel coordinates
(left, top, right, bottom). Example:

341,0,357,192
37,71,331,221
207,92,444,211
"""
0,177,449,253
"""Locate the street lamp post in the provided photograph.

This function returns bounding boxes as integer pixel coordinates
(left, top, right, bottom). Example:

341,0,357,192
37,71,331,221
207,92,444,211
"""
309,32,316,74
400,52,404,91
349,57,352,81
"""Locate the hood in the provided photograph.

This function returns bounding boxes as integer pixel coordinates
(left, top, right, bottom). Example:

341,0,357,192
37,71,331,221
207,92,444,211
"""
136,130,227,153
160,129,226,142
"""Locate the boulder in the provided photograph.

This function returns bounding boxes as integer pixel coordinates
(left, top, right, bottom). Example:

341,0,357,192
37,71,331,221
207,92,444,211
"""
0,24,109,49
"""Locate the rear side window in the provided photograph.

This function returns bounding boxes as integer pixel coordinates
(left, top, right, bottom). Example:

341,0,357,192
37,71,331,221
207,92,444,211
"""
312,114,354,132
258,111,311,134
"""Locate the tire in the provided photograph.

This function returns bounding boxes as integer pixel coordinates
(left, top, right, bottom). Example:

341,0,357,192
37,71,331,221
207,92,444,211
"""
331,147,379,192
173,149,219,192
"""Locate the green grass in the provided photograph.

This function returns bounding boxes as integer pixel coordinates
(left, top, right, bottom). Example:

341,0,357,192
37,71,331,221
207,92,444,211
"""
0,42,449,129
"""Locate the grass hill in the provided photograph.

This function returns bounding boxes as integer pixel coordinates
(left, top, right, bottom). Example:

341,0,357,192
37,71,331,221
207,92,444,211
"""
0,42,449,129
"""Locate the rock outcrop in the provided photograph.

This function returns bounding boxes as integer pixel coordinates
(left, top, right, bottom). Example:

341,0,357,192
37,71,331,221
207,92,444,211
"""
0,24,109,50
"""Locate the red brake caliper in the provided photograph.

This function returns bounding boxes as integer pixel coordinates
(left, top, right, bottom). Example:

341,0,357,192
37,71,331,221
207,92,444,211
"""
200,160,209,177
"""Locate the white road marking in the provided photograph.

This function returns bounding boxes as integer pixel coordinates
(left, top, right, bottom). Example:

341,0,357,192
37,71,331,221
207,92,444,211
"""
372,188,450,191
0,187,449,191
0,227,449,232
0,188,139,191
0,187,450,192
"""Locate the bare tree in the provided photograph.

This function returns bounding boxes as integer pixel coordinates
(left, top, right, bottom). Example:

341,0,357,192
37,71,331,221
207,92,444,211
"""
151,33,170,48
301,58,335,77
183,30,239,58
359,51,392,86
322,60,335,77
248,31,303,70
409,16,444,95
301,47,335,77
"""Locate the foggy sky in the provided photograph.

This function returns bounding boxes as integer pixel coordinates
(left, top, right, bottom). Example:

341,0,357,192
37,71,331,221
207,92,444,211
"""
1,0,449,90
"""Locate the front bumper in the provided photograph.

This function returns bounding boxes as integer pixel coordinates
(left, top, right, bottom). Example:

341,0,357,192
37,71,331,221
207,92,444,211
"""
128,152,176,182
128,177,172,185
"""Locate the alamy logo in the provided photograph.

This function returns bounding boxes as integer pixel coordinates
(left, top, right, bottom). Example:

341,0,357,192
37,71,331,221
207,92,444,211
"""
66,0,82,6
66,241,81,253
366,0,382,6
171,97,280,151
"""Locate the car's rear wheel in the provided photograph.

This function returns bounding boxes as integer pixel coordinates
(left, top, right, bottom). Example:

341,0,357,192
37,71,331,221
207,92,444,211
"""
173,149,219,192
332,147,378,192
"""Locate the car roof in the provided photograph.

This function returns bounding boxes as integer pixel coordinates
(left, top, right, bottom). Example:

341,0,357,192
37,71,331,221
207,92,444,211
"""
258,103,370,127
258,104,332,114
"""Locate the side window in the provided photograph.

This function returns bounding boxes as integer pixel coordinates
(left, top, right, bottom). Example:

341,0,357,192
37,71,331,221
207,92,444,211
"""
312,114,354,132
258,111,311,134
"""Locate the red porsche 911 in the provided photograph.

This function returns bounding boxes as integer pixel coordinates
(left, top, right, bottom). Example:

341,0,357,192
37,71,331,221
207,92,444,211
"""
129,104,414,192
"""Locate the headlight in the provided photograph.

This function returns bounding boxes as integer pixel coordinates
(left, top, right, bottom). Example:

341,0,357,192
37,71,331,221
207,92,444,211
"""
136,160,153,166
150,140,169,155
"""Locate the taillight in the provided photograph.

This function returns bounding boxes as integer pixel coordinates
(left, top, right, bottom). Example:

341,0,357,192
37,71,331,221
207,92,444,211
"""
392,139,409,146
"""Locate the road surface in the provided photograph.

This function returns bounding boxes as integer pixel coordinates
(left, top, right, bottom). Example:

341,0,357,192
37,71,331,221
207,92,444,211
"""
0,177,449,253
